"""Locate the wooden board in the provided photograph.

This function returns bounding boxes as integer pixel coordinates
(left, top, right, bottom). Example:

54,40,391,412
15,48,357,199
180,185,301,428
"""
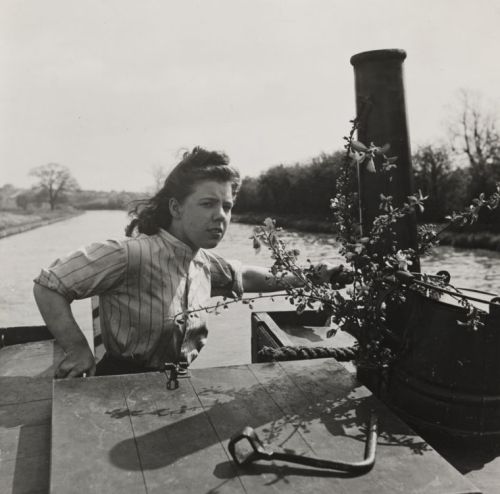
50,376,147,494
0,340,63,378
51,359,480,493
0,342,55,494
0,399,52,494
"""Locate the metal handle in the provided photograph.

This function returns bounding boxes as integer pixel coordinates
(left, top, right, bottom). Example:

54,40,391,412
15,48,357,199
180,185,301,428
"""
164,361,189,390
228,412,378,473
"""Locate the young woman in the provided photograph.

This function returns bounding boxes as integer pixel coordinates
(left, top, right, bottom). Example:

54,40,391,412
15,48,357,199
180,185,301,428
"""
33,147,343,378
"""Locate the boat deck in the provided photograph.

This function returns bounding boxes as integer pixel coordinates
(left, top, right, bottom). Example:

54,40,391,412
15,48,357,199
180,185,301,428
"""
0,333,499,493
50,359,476,494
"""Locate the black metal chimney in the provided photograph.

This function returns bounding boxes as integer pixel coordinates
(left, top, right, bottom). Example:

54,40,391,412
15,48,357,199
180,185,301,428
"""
350,49,420,271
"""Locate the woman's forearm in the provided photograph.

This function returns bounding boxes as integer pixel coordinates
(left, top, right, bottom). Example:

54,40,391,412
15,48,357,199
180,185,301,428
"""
33,283,96,377
242,265,308,293
242,262,350,293
33,283,89,352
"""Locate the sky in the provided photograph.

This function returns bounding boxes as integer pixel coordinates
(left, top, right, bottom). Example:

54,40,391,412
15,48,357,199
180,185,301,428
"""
1,0,500,192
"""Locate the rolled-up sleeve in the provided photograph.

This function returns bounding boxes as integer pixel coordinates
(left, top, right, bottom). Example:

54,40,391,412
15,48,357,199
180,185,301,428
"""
34,240,128,302
207,252,244,298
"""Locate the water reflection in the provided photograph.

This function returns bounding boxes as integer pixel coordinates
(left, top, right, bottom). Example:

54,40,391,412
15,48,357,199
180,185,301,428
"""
422,246,500,294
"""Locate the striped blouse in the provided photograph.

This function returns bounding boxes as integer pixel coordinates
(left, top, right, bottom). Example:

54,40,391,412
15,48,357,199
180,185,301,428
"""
34,228,243,368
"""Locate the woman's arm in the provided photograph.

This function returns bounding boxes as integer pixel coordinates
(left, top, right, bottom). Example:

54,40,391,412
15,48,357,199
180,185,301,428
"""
241,262,348,293
33,283,96,378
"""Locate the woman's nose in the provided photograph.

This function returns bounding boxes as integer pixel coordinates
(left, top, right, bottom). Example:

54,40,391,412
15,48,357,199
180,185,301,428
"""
213,205,226,220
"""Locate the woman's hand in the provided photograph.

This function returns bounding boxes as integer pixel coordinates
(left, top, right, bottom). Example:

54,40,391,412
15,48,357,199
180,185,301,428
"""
55,342,96,378
311,262,354,288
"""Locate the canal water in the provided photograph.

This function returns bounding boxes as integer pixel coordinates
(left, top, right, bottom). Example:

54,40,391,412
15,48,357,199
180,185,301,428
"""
1,210,499,368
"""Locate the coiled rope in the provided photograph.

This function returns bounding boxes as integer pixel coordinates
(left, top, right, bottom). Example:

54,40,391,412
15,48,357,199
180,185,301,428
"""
257,345,358,362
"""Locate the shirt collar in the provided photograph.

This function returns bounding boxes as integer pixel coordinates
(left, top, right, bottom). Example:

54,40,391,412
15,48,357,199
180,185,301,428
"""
157,228,208,267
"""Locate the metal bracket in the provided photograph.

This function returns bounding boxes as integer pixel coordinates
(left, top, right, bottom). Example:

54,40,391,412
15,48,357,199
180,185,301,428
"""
228,412,378,473
164,361,190,390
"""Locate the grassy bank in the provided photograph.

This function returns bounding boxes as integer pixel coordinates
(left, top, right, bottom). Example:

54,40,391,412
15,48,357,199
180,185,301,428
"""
233,212,500,251
0,209,84,238
436,230,500,251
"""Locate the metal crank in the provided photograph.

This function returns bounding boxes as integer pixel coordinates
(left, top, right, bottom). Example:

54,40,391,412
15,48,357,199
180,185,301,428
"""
228,412,378,473
164,361,189,390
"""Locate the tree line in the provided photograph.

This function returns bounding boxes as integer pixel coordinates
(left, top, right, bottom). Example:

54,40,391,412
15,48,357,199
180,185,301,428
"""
234,90,500,231
9,90,500,230
7,163,145,211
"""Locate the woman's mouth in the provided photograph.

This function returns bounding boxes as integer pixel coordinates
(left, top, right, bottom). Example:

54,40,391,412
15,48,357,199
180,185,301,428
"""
208,228,223,237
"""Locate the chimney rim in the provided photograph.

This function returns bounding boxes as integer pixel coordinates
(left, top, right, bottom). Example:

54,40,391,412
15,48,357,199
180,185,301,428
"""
350,49,407,66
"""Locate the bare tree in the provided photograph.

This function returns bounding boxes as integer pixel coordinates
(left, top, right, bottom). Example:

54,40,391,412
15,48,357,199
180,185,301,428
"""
449,89,500,198
29,163,79,210
413,144,467,220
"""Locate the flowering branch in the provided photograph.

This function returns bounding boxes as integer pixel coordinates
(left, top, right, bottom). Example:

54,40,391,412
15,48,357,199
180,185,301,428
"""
177,112,499,369
250,116,499,367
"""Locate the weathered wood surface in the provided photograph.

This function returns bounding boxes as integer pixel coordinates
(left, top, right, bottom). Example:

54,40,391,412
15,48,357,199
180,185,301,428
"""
51,359,480,494
0,334,90,494
0,341,55,494
251,310,341,350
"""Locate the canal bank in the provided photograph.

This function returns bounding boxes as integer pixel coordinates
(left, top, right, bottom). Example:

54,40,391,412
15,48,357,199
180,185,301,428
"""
0,210,84,239
233,212,500,252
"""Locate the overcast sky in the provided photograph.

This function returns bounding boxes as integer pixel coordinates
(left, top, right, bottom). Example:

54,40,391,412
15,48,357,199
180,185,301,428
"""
1,0,500,192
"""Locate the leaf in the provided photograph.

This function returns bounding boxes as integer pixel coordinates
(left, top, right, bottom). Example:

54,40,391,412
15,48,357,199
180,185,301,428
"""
377,143,391,155
354,243,365,254
351,140,368,152
326,328,338,338
263,217,275,229
296,303,306,315
252,236,261,253
366,158,376,173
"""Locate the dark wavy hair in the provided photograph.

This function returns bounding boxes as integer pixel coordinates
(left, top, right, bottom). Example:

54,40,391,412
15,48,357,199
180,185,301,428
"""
125,147,241,236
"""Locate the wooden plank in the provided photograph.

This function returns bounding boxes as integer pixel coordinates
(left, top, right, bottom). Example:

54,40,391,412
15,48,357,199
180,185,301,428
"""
193,361,479,493
0,376,52,405
51,376,147,494
276,359,481,494
0,423,50,462
0,399,52,494
49,363,482,494
0,342,63,379
0,399,52,430
190,363,352,494
120,372,245,494
0,454,50,494
0,344,54,494
434,438,500,494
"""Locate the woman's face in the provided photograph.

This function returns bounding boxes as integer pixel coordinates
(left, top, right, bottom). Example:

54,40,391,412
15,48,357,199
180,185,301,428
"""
169,180,234,250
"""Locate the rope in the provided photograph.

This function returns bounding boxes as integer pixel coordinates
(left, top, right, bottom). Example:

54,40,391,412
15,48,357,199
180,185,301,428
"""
257,345,358,362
